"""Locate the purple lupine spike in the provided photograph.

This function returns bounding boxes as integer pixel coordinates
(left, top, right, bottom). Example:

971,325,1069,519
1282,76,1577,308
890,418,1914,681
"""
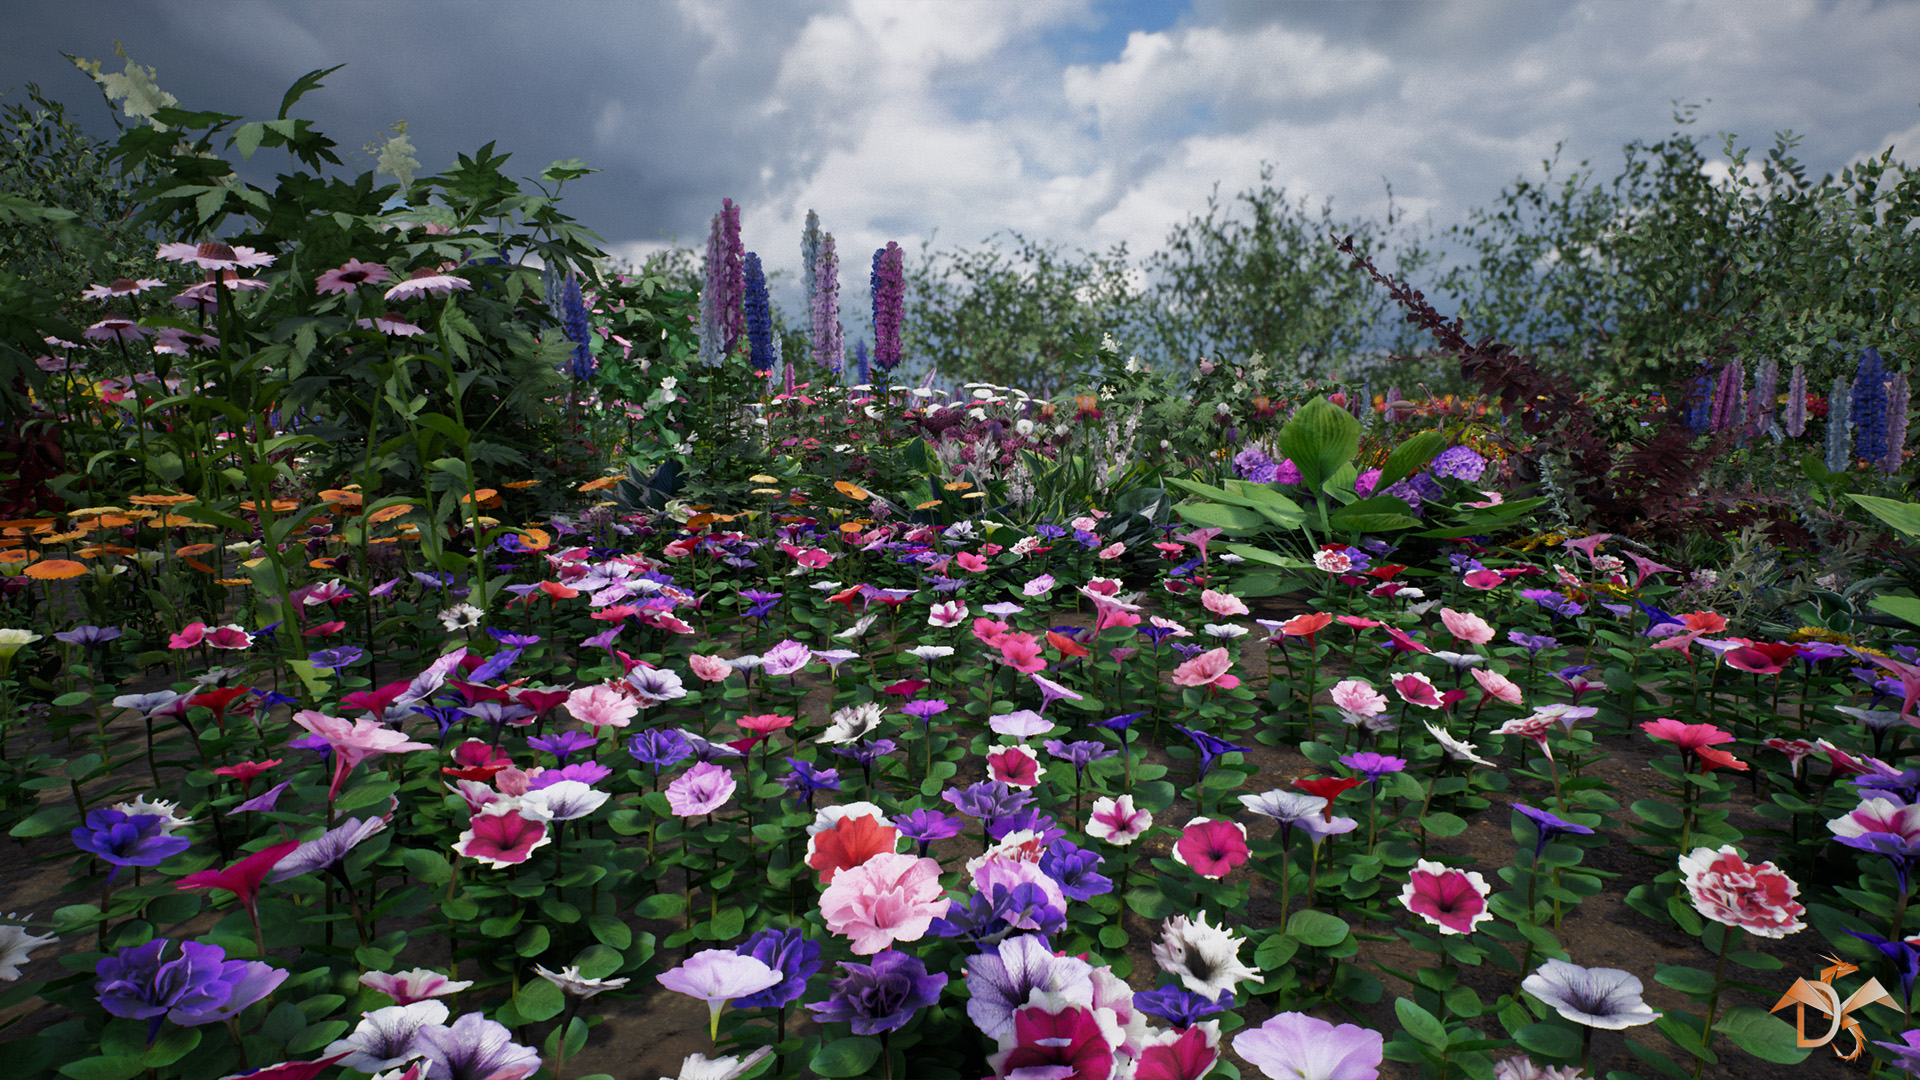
720,198,745,356
812,232,844,375
871,242,905,377
1883,369,1910,474
1747,356,1777,438
1785,362,1808,436
1709,357,1744,433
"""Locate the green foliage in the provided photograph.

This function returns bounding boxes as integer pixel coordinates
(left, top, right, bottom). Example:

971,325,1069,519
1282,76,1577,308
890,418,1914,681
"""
1436,106,1920,387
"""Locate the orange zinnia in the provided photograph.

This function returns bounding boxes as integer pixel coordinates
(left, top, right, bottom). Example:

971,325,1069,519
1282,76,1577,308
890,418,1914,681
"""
834,480,871,501
24,559,87,580
577,476,617,492
503,480,541,489
127,493,198,506
367,503,415,524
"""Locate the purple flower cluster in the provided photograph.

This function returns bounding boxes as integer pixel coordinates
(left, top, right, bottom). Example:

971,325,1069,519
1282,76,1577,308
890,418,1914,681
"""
1429,444,1487,482
96,939,286,1041
870,242,905,376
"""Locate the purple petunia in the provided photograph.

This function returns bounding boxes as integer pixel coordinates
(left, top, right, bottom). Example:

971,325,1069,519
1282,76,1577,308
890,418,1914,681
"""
732,927,822,1010
95,938,286,1042
72,810,191,882
806,950,946,1035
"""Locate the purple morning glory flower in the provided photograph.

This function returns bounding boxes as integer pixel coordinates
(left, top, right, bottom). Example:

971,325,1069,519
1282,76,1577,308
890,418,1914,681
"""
72,810,191,882
895,809,964,857
986,808,1063,846
486,627,542,648
1513,803,1596,859
1339,751,1408,788
306,647,365,671
1175,725,1249,778
962,933,1088,1039
227,779,294,816
270,816,387,882
626,729,692,778
1042,739,1116,783
783,759,841,807
739,589,783,619
55,625,122,647
527,761,613,789
733,927,822,1009
1134,985,1234,1027
1040,841,1111,901
95,938,287,1042
806,950,947,1036
1093,712,1146,732
929,884,1064,946
528,729,598,763
942,780,1033,822
413,1011,541,1080
467,648,521,684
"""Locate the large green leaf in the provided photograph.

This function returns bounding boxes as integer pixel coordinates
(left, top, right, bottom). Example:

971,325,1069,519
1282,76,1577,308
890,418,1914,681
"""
1712,1005,1810,1065
1870,594,1920,628
1373,429,1449,493
1849,493,1920,538
1172,502,1269,533
1277,397,1361,495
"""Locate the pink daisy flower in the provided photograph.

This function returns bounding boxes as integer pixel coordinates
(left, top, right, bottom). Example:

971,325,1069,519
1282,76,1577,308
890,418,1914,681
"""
357,312,426,337
83,316,149,343
1400,858,1493,935
81,277,165,301
151,327,221,355
315,259,393,295
385,266,473,301
157,240,276,270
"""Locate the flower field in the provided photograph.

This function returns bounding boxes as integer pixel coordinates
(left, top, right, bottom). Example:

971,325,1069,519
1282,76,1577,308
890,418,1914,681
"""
5,59,1920,1080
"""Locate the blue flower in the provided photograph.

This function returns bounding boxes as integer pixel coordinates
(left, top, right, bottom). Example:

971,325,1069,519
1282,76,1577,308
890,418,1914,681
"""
560,276,594,380
743,252,775,373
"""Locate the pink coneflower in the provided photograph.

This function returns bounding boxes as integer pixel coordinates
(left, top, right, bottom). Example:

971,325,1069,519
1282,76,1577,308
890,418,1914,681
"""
1401,858,1493,935
151,327,221,355
157,240,276,270
356,312,426,337
1173,817,1250,879
81,278,165,301
83,316,149,343
385,266,473,301
315,259,393,295
453,805,550,868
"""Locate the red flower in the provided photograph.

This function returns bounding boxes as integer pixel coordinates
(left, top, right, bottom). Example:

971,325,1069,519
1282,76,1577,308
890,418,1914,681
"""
1292,776,1362,819
177,840,302,926
1173,818,1250,879
454,807,550,869
806,814,901,884
213,758,282,794
1276,612,1332,648
1048,631,1092,659
1641,717,1747,773
1724,642,1799,675
987,744,1045,788
992,998,1117,1080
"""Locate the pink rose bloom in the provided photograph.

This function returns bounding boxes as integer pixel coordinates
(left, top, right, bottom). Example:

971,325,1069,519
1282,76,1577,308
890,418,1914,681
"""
987,744,1044,787
1200,589,1249,618
1171,648,1240,691
1329,678,1388,719
1439,608,1494,645
687,654,733,683
1097,542,1125,560
564,684,638,729
1390,672,1443,709
454,806,550,869
1401,858,1493,935
820,852,948,954
1312,549,1353,574
665,761,737,817
1087,795,1151,845
1677,845,1805,938
1471,668,1525,706
1173,818,1250,879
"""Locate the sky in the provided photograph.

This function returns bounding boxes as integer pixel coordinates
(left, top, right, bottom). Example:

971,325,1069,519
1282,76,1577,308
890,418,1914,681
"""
6,0,1919,322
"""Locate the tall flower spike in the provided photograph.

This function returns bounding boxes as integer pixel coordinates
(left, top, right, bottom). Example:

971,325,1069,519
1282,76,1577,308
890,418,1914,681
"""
870,242,904,376
801,209,822,310
1747,355,1778,438
1883,368,1910,474
560,277,593,380
743,252,775,373
1853,347,1891,463
812,233,843,375
719,197,745,355
698,210,726,366
1784,362,1808,436
1826,374,1854,472
1709,356,1743,434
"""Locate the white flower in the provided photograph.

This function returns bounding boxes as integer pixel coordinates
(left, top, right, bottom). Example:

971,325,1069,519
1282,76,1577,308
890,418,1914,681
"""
438,604,484,631
1202,623,1248,640
534,963,631,999
1014,419,1035,436
1152,912,1259,999
660,376,679,393
519,780,609,822
661,1047,774,1080
1521,959,1660,1029
819,703,884,744
1425,722,1495,767
325,999,450,1073
834,614,878,640
906,645,955,661
111,796,193,834
0,916,57,980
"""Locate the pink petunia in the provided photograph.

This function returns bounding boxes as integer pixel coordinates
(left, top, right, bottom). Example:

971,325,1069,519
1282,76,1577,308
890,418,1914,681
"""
997,634,1047,675
1462,569,1505,590
1173,817,1250,879
988,994,1119,1080
665,761,737,817
986,744,1044,787
1170,648,1240,691
955,551,988,572
564,683,638,729
686,654,733,683
453,806,550,869
1086,795,1151,845
1330,678,1388,720
169,622,209,649
928,601,969,628
292,710,434,800
1439,607,1495,645
1400,858,1493,935
819,851,948,954
1390,672,1443,709
971,617,1011,648
360,967,474,1005
1200,589,1249,618
1471,668,1525,706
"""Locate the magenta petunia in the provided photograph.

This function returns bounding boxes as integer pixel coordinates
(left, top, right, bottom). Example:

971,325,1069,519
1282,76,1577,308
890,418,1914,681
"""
1172,817,1250,879
453,806,550,869
1400,859,1493,935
